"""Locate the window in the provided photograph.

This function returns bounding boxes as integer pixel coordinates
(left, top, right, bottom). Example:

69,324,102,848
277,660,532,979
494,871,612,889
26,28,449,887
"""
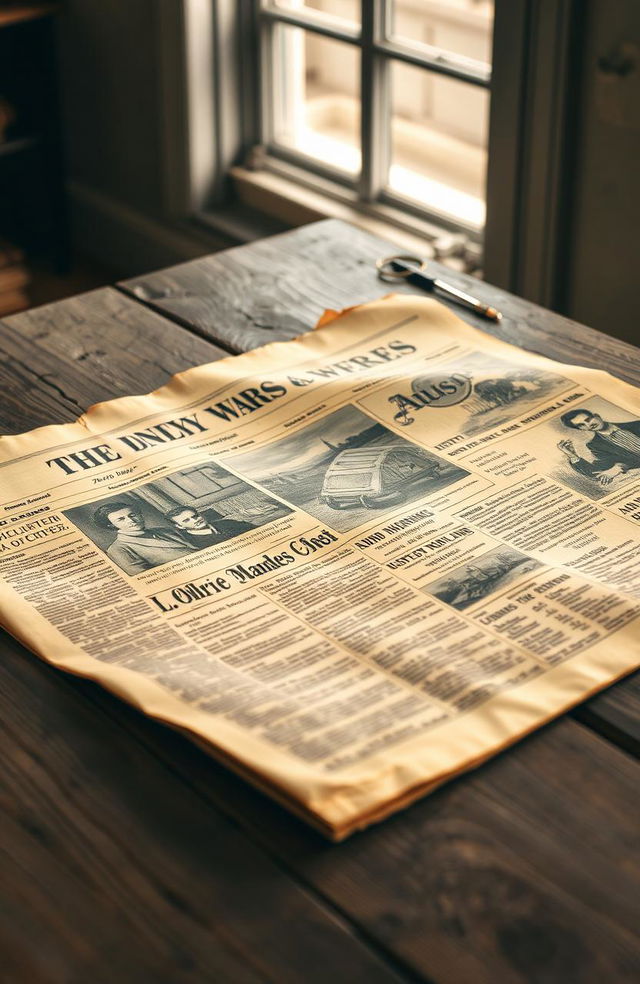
179,1,581,304
255,1,494,240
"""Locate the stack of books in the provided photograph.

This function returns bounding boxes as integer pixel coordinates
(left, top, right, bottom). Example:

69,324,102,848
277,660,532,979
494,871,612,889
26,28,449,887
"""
0,238,29,315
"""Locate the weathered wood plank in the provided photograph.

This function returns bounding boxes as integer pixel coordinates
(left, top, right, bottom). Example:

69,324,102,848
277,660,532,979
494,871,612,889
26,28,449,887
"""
576,674,640,756
0,631,410,984
119,218,640,383
65,669,640,984
119,219,640,752
0,287,227,430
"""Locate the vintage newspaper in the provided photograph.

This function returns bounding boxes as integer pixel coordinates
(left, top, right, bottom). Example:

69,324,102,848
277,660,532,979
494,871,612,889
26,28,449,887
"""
1,295,639,838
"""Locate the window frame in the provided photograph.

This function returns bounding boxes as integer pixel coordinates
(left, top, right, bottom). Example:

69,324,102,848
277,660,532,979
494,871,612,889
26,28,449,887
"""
175,0,583,306
254,0,492,241
483,0,584,306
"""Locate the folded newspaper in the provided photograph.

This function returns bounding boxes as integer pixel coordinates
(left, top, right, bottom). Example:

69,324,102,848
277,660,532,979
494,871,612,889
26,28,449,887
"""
1,295,638,838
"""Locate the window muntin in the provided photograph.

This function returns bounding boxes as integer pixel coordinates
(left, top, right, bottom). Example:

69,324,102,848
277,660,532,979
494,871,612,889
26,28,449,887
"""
388,0,494,66
258,0,494,237
273,0,360,30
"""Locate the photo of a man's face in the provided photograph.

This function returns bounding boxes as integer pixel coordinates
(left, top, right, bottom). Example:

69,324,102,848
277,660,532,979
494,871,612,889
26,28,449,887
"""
567,411,604,432
105,506,145,533
63,462,293,575
170,508,207,530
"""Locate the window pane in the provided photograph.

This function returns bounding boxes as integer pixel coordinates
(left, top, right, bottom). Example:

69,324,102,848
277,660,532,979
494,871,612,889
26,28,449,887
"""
271,25,361,175
389,0,494,65
389,62,488,228
271,0,359,30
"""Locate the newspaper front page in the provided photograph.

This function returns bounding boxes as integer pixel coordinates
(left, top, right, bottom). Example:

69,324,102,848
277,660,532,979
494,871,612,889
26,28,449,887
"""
1,295,638,837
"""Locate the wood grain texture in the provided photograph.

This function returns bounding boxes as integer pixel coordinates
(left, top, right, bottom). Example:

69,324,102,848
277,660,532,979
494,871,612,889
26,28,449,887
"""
0,288,227,430
120,218,640,380
0,276,638,981
576,673,640,756
0,632,410,984
47,666,640,984
119,219,640,752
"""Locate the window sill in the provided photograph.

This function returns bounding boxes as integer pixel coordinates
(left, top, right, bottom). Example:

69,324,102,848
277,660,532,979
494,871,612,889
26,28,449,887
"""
228,162,481,267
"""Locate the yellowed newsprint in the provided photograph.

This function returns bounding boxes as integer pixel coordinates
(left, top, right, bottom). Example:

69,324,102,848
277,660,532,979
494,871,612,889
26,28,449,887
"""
1,296,638,838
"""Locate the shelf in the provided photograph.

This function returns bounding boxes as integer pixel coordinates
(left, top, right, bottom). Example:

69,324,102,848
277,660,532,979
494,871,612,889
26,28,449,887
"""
0,135,38,158
0,3,59,29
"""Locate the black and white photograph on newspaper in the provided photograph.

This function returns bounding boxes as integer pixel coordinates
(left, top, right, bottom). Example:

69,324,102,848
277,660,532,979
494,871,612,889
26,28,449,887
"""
423,546,543,611
540,396,640,500
361,350,573,441
63,461,291,575
227,404,469,532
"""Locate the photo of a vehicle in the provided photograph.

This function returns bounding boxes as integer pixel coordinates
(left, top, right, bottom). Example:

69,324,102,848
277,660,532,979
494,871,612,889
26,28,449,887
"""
228,404,469,532
320,445,442,509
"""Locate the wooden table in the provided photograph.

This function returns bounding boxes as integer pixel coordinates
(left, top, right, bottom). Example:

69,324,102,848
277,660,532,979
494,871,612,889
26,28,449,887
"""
1,219,639,984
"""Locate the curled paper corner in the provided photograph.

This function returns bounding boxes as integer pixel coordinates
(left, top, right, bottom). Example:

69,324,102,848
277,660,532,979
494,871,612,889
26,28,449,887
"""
315,293,401,330
315,308,344,329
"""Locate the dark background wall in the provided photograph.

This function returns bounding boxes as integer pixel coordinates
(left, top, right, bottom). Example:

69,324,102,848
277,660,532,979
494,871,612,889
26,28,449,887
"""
565,0,640,336
56,0,212,273
59,0,165,215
